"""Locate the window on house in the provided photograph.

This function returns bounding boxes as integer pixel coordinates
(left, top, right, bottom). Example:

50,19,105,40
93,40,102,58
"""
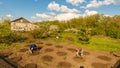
20,20,23,22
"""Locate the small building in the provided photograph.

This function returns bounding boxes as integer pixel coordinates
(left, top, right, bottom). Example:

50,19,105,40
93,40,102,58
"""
11,17,39,31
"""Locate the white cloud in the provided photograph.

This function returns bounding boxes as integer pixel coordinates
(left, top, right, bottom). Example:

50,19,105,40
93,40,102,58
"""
103,0,113,5
113,0,120,5
66,0,85,6
86,0,103,8
80,6,86,9
35,10,99,21
6,14,13,18
35,12,81,21
48,1,60,11
48,1,80,13
54,13,81,21
48,12,56,16
83,10,98,16
61,5,79,13
86,0,117,8
36,13,52,19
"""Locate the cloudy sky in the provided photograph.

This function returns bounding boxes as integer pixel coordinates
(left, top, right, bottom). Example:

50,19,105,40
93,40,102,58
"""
0,0,120,21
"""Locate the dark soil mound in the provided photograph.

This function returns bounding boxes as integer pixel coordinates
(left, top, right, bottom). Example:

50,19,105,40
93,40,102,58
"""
97,56,112,61
0,50,13,57
19,48,28,52
0,56,23,68
80,66,84,68
83,51,90,55
45,43,53,46
56,51,67,56
41,55,53,62
55,45,63,48
24,63,37,68
92,62,109,68
44,48,54,53
10,56,22,63
0,58,14,68
67,48,76,52
112,59,120,68
113,52,120,57
36,41,44,44
57,61,72,68
73,56,85,63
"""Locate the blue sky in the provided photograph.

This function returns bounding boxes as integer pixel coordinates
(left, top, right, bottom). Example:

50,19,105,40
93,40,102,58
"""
0,0,120,22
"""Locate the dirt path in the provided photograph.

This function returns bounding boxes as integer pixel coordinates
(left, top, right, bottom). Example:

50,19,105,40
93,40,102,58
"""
0,40,120,68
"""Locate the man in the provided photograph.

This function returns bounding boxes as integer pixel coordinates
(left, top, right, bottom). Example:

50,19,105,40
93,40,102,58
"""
29,44,37,54
76,48,84,57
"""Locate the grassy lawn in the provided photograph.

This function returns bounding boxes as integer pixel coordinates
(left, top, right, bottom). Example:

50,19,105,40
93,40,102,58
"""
50,33,120,52
75,35,120,51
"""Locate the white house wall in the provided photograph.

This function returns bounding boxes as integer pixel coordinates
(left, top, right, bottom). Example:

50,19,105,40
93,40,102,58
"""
11,22,39,31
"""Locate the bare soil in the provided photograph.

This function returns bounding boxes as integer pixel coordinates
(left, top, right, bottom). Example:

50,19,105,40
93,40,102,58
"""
56,51,67,56
91,62,110,68
67,48,76,52
41,55,53,62
10,56,22,63
44,48,54,53
97,55,112,61
23,63,37,68
55,45,63,48
73,56,85,63
0,40,120,68
57,61,72,68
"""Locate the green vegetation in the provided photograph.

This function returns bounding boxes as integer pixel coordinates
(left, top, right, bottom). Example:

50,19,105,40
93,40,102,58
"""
76,36,120,51
0,14,120,51
0,19,27,49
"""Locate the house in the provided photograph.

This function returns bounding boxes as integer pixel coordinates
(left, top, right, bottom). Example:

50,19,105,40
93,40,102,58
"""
11,17,39,31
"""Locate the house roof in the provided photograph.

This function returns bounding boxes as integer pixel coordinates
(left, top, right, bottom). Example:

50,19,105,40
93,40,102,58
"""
11,17,31,23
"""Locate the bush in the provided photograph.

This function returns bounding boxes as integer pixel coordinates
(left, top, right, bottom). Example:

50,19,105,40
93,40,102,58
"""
106,27,120,39
91,27,105,35
30,29,49,39
0,33,27,45
77,28,90,44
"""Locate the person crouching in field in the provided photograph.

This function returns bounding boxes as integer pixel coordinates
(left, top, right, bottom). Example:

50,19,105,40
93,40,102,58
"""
76,48,84,57
29,44,37,54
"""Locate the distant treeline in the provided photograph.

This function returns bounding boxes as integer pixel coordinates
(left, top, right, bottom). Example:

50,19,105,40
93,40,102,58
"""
36,14,120,39
0,14,120,45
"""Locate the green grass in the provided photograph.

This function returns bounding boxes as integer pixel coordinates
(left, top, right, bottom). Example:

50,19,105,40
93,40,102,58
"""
49,32,78,43
0,43,10,50
0,42,28,50
50,33,120,52
75,35,120,51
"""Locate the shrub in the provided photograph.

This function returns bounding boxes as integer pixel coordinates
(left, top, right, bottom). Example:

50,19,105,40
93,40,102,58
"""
30,29,49,39
77,28,90,44
106,27,120,39
0,33,27,45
